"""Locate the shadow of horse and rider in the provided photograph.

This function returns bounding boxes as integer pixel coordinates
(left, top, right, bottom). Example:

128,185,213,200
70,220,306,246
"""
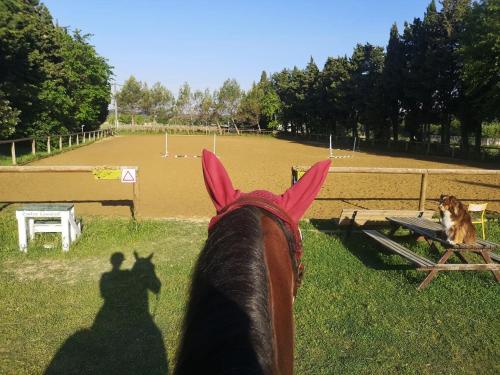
44,252,168,375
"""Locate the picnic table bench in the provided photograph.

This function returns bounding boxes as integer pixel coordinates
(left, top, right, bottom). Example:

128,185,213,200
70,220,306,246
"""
363,216,500,289
338,209,434,227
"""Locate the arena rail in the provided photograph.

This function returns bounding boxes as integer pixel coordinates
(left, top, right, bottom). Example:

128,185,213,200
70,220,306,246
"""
0,129,114,165
113,124,275,136
291,166,500,210
0,165,140,218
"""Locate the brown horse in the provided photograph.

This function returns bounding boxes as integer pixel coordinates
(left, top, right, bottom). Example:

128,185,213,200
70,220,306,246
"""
174,150,330,375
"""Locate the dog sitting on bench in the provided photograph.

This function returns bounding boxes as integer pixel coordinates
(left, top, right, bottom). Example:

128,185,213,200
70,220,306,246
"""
438,194,476,245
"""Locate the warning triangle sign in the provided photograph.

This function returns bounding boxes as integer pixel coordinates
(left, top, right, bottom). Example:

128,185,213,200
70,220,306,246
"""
123,171,134,181
121,168,136,183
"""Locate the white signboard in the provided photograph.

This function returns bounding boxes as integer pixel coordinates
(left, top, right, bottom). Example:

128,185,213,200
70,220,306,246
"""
121,168,136,183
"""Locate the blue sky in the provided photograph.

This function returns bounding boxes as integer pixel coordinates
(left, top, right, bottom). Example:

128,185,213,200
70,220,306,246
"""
44,0,431,93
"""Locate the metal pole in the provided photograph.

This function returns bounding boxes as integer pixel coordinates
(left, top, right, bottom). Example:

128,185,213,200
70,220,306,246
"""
114,82,119,128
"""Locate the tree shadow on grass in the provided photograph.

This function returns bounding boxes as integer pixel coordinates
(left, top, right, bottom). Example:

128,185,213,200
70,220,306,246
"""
44,251,168,375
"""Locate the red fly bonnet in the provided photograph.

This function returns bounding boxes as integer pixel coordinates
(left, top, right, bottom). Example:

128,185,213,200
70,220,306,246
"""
202,150,331,268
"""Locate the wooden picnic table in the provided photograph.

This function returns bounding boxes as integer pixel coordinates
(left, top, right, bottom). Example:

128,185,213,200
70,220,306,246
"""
387,216,500,289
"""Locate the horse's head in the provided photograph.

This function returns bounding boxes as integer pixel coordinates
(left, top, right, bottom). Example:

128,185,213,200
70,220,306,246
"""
201,149,330,288
132,251,161,295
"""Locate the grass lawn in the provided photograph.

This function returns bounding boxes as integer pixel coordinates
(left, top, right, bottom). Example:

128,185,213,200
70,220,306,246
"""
0,206,498,374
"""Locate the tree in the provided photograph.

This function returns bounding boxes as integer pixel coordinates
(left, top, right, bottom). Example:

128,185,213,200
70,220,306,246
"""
0,92,19,138
117,76,143,125
383,23,405,141
459,0,499,152
175,82,192,124
349,43,386,139
218,79,242,133
259,75,281,129
0,0,111,139
236,82,264,130
321,56,352,136
148,82,174,123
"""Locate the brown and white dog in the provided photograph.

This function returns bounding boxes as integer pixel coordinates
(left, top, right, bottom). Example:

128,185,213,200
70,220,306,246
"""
438,194,476,245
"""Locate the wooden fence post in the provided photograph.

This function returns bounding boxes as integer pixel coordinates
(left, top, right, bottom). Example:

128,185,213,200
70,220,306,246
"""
47,136,51,154
83,133,86,143
11,142,16,165
76,134,79,145
59,136,62,150
32,139,36,154
419,172,428,210
133,170,140,219
69,135,72,147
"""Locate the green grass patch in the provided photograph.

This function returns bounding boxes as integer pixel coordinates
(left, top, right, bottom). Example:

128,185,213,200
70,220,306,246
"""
0,206,498,374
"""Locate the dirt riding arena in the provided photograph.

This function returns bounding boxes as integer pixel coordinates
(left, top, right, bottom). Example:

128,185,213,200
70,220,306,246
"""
1,135,499,219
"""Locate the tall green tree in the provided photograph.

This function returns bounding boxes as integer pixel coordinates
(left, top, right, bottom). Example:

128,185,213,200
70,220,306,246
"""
258,72,281,129
383,24,405,141
117,76,143,125
319,56,352,136
0,0,111,139
176,82,192,124
349,43,386,139
459,0,499,152
148,82,174,123
236,82,264,130
218,78,242,133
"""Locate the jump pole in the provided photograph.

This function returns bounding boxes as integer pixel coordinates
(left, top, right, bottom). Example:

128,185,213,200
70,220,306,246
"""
329,134,334,158
213,133,216,155
353,137,357,153
161,132,169,158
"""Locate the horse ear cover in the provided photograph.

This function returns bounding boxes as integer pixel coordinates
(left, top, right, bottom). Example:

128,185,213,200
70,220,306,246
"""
202,149,330,223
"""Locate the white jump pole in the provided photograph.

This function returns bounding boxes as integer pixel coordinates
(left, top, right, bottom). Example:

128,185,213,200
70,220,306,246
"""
161,131,169,157
352,137,357,153
213,133,216,155
329,134,333,158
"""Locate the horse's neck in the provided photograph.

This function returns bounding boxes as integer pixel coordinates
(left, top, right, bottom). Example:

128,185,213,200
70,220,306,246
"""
261,215,295,375
176,207,288,374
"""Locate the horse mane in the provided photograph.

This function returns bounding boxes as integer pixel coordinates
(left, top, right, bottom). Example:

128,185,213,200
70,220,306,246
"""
175,206,295,375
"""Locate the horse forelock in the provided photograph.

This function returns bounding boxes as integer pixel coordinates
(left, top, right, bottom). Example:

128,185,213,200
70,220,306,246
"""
176,206,292,375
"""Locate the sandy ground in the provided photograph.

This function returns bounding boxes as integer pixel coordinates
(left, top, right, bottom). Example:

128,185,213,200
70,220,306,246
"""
0,135,499,219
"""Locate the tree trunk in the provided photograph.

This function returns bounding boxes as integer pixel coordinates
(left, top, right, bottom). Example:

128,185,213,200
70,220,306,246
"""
460,119,469,155
232,119,240,135
474,120,481,155
441,115,451,146
391,115,399,141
